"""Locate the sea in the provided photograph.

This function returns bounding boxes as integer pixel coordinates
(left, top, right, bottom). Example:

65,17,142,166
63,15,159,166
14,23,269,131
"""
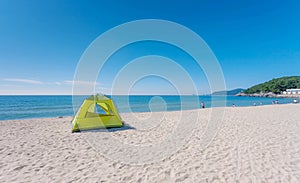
0,95,297,120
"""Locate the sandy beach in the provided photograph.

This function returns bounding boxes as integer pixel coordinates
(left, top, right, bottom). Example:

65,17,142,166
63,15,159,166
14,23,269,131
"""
0,104,300,182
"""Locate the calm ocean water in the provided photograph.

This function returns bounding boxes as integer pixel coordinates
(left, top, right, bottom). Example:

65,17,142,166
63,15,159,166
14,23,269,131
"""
0,95,296,120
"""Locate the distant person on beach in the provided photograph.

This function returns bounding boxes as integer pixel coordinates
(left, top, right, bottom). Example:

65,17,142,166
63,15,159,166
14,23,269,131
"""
201,101,205,109
253,102,256,106
232,103,236,107
275,100,279,104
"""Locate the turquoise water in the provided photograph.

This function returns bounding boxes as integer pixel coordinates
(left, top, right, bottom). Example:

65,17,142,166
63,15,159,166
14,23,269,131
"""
0,95,296,120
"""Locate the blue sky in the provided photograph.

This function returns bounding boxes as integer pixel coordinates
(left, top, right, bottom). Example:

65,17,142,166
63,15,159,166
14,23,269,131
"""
0,0,299,95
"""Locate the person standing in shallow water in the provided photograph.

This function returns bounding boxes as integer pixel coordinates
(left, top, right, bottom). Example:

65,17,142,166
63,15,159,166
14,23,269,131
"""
201,101,205,109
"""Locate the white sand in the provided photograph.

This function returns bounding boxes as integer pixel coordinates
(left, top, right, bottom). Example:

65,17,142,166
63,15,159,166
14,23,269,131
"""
0,104,300,182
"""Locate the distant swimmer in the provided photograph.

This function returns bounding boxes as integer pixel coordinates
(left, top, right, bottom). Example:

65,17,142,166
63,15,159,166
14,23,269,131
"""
201,101,205,109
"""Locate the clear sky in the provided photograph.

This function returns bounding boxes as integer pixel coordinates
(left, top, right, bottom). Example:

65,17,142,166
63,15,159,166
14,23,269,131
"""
0,0,299,95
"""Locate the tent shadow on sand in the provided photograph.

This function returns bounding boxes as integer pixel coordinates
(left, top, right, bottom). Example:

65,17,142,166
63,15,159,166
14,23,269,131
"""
80,122,136,133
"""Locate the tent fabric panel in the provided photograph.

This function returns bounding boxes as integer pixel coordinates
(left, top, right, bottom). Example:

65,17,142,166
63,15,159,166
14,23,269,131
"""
72,115,123,132
106,100,122,121
97,102,110,114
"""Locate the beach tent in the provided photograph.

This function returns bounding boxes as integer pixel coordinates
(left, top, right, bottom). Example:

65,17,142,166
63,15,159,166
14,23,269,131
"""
72,94,123,132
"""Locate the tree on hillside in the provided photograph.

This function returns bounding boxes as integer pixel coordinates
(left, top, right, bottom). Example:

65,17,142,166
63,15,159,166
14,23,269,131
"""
244,76,300,94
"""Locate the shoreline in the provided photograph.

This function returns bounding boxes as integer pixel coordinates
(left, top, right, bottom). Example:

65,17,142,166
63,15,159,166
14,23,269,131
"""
1,103,299,122
236,93,300,98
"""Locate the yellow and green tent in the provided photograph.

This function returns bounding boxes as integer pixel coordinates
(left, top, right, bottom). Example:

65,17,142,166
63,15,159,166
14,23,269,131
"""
72,94,123,132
